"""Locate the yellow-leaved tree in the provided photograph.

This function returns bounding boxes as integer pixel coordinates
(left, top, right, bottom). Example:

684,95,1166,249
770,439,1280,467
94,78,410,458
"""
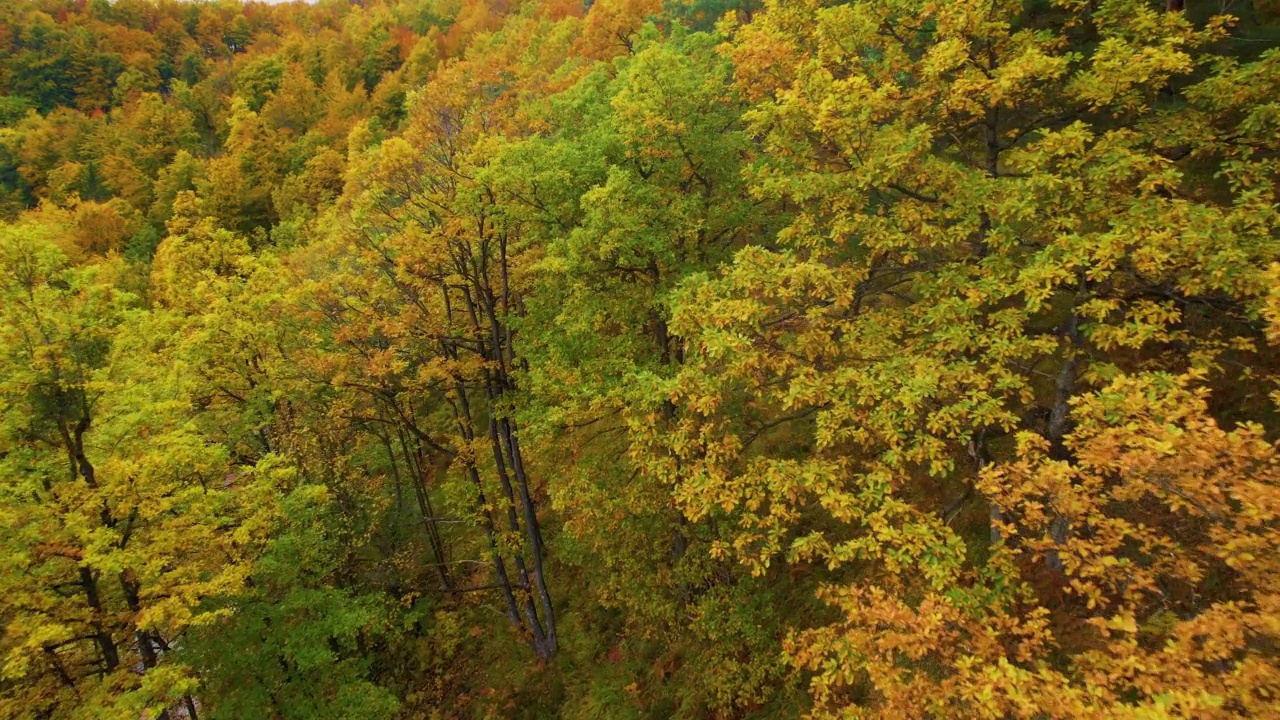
639,0,1280,715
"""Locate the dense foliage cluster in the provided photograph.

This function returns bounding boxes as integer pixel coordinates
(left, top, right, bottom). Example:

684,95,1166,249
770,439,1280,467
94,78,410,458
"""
2,0,1280,718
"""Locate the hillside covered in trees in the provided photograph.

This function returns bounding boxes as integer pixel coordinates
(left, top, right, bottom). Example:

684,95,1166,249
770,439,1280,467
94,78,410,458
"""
2,0,1280,718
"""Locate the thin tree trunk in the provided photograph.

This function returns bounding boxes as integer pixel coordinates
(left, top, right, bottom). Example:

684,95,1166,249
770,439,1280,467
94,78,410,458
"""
496,417,556,657
377,425,406,518
59,413,122,676
43,646,76,689
651,277,694,603
440,284,525,629
120,571,178,720
467,276,556,658
966,430,1004,545
465,373,551,655
79,567,119,674
451,390,524,627
392,422,453,591
464,238,557,658
119,574,162,671
1044,290,1085,573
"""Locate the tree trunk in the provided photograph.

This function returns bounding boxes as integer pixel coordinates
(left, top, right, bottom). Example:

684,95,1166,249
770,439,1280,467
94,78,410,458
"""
496,417,557,658
79,567,119,674
464,271,557,658
393,423,454,591
1044,294,1085,574
120,573,167,677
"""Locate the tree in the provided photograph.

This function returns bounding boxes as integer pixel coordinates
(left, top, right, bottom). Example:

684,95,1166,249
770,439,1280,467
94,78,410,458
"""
644,0,1280,715
331,13,596,659
2,0,1279,716
0,215,254,719
506,26,794,711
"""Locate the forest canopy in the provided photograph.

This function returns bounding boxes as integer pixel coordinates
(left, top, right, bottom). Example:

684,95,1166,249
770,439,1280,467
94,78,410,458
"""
2,0,1280,718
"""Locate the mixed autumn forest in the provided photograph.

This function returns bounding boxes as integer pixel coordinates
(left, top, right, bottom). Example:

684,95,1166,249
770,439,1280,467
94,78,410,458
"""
2,0,1280,717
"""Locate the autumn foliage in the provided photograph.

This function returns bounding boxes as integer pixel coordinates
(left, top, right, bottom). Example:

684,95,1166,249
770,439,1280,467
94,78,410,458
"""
1,0,1279,718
